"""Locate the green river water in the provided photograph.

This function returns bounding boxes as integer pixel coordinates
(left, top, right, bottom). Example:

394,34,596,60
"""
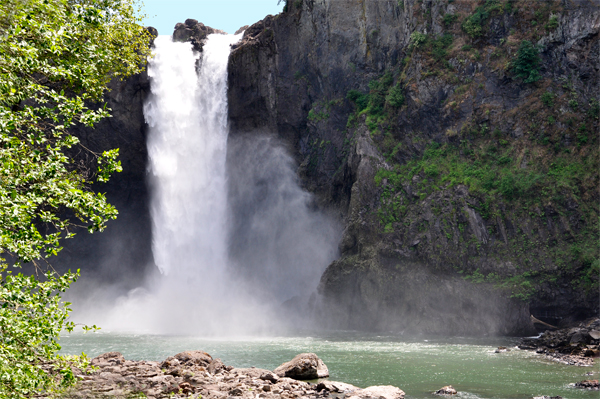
60,332,598,399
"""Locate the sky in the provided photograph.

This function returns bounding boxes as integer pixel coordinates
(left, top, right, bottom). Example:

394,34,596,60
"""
141,0,285,35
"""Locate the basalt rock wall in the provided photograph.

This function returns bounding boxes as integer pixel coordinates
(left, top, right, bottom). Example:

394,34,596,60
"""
228,0,600,335
57,67,154,292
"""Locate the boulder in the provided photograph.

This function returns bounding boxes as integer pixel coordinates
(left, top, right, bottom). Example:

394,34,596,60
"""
161,350,212,370
346,386,405,399
273,353,329,380
570,332,590,344
91,352,125,367
316,381,360,393
434,385,457,395
208,358,226,374
260,371,280,383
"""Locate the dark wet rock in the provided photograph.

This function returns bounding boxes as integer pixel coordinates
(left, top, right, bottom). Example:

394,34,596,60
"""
274,353,329,380
531,396,563,399
172,20,226,51
434,385,457,395
570,332,591,344
574,380,599,389
495,346,511,353
519,318,600,366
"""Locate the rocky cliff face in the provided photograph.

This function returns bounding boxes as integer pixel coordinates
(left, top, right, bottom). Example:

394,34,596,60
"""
228,0,599,335
58,61,154,293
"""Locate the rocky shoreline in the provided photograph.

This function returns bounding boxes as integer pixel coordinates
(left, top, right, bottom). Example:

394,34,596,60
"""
53,352,406,399
518,318,600,367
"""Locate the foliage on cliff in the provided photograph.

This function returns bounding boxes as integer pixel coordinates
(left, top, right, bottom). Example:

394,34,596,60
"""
355,0,598,304
0,0,150,396
225,0,598,332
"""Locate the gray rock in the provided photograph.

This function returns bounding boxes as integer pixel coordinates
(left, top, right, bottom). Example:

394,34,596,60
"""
273,353,329,380
316,381,360,393
570,332,590,344
208,358,226,374
347,386,406,399
434,385,457,395
260,371,280,383
91,352,125,366
173,350,213,367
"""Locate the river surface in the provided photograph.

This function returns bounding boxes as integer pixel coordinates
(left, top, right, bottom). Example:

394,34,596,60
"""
60,331,598,399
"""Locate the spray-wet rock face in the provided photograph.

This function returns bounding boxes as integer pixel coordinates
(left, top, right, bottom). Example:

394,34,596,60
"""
227,0,600,335
57,351,404,399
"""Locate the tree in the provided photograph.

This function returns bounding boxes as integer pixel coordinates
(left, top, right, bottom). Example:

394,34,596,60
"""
513,40,541,83
0,0,151,396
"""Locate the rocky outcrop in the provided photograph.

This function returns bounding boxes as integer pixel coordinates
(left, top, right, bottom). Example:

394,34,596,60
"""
173,19,226,51
55,351,402,399
519,317,599,366
228,0,599,335
273,353,329,380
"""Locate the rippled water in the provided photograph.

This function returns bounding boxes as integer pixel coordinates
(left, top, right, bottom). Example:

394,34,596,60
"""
59,331,598,399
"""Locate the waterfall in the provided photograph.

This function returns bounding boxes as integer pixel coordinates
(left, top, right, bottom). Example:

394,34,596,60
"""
85,33,340,335
145,35,232,283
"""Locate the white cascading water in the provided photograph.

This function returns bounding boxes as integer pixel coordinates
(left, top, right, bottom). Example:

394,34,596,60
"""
146,35,231,282
90,33,340,335
92,34,251,334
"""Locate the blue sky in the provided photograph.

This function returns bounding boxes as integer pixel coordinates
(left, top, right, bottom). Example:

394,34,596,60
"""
141,0,284,35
